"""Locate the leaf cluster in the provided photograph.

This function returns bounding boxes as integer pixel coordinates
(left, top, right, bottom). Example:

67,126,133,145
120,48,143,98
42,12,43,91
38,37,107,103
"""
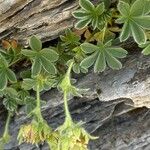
0,0,150,149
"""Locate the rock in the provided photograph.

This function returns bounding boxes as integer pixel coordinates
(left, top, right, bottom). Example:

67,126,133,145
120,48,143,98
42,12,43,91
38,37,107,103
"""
0,0,78,45
0,0,150,149
3,51,150,150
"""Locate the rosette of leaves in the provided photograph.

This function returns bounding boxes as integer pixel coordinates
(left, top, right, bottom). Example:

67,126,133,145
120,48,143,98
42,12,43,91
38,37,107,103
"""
72,0,105,29
80,40,128,72
22,73,58,92
117,0,150,44
0,54,17,90
22,36,59,76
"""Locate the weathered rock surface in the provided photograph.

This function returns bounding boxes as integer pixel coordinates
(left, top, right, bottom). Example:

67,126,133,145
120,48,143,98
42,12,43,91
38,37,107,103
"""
1,51,149,150
0,0,150,150
0,0,78,45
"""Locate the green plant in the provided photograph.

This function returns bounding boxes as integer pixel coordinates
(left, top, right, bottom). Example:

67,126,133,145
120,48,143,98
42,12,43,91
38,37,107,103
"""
72,0,105,29
18,38,59,148
140,41,150,55
56,61,98,150
22,36,59,76
0,0,150,149
80,40,128,72
117,0,150,44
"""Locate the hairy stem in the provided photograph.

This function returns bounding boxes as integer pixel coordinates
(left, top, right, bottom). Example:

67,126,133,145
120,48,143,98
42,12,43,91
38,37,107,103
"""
3,112,11,138
102,23,107,43
64,91,72,124
36,84,43,122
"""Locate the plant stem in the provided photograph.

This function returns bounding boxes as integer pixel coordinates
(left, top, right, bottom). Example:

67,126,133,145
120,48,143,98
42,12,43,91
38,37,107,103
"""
64,91,72,124
3,112,11,138
102,23,107,43
8,55,24,67
36,84,43,122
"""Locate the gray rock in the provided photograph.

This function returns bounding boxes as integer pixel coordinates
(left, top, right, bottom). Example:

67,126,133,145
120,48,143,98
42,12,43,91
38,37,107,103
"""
2,51,150,150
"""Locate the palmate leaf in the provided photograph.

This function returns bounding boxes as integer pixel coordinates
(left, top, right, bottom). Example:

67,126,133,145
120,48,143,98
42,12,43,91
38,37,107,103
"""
72,0,105,29
80,41,128,72
22,36,59,76
117,0,150,45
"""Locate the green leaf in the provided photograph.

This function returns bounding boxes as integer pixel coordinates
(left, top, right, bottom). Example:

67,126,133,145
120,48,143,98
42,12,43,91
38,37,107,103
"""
73,0,107,30
31,57,41,76
72,10,90,19
40,57,57,75
79,0,94,12
120,21,131,41
80,42,127,72
75,19,91,29
116,17,126,24
80,51,98,69
95,3,105,15
3,97,17,111
40,48,59,62
130,0,146,16
107,48,128,58
22,49,37,58
22,78,35,90
4,87,18,97
81,43,99,54
73,64,80,74
29,35,42,51
130,21,146,44
133,16,150,29
142,44,150,55
0,71,7,90
117,1,130,16
91,17,99,30
105,52,122,70
102,0,111,9
0,54,8,68
143,0,150,14
6,69,17,83
94,52,106,72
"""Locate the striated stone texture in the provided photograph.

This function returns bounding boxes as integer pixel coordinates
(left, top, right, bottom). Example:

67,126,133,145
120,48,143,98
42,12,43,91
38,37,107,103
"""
0,0,150,149
0,0,78,45
2,51,150,150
